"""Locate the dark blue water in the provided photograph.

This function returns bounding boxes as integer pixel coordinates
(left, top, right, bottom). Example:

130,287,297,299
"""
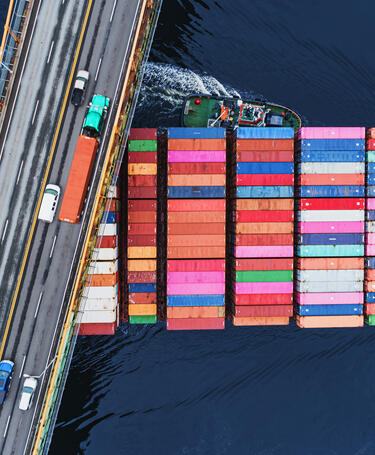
2,0,375,453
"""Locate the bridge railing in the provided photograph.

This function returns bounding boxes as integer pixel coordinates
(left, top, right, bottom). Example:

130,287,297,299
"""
30,1,163,453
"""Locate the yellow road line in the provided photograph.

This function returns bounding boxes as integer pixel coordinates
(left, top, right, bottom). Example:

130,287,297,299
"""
0,0,93,360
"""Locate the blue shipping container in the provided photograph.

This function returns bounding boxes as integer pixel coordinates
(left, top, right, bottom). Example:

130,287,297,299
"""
365,292,375,303
296,304,363,316
168,127,225,139
367,163,375,173
299,139,365,151
365,258,375,269
237,162,294,174
236,186,294,198
237,127,294,139
298,233,364,245
103,211,117,224
297,244,364,257
168,186,226,198
128,283,157,293
297,151,365,162
297,185,364,198
167,295,225,306
366,187,375,197
366,211,375,221
367,174,375,185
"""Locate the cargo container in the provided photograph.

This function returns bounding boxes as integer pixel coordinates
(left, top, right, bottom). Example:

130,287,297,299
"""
298,127,365,139
167,318,225,330
232,317,290,326
59,136,98,223
296,315,363,328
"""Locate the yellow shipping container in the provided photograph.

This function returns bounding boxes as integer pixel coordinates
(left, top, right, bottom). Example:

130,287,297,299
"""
127,259,157,272
128,163,157,175
128,304,157,316
127,246,157,259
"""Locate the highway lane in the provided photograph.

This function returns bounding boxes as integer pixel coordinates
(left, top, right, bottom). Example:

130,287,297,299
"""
0,0,142,453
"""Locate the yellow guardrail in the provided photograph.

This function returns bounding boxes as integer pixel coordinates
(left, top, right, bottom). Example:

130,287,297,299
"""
0,0,15,61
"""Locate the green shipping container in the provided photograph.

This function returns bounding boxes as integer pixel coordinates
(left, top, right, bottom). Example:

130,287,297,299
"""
366,315,375,326
128,140,157,152
129,315,157,324
235,270,293,282
367,151,375,162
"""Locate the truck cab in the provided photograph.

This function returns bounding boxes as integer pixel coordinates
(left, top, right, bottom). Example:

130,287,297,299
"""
82,94,110,138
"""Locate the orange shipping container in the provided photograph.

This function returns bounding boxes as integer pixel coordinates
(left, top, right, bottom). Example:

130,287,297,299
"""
168,174,226,187
127,246,156,259
295,315,363,328
167,246,225,259
236,199,294,211
365,281,375,292
58,135,98,223
237,139,293,151
298,174,364,186
128,292,157,304
167,223,225,235
128,304,157,316
128,163,157,175
88,273,118,287
127,259,157,272
168,138,226,150
167,234,225,247
297,257,364,270
168,211,225,223
236,222,294,234
167,306,225,318
367,270,375,281
128,211,156,223
232,316,290,326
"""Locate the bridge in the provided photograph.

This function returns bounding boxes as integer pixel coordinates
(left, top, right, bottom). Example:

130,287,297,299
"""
0,0,161,453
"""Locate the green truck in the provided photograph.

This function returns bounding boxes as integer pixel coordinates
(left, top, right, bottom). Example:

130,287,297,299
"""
82,94,110,138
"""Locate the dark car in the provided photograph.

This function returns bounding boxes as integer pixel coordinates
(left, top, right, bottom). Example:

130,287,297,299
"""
0,360,14,405
71,70,89,107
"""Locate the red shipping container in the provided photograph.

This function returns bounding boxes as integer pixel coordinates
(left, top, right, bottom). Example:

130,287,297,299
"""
95,235,117,248
236,174,294,186
367,128,375,139
167,259,225,272
167,317,225,330
128,187,157,198
168,199,225,211
129,128,157,140
366,269,375,281
128,223,157,235
127,271,157,283
128,175,157,187
168,162,226,175
235,258,293,271
168,211,225,223
237,139,293,151
297,257,364,270
103,200,119,212
298,173,364,186
234,305,293,317
365,304,375,315
127,234,157,246
298,198,364,210
128,292,157,304
168,138,225,151
167,223,225,235
236,210,294,222
128,211,156,223
235,233,293,246
367,139,375,150
128,151,157,163
78,322,116,336
234,293,293,306
168,234,225,247
237,150,294,162
128,200,157,211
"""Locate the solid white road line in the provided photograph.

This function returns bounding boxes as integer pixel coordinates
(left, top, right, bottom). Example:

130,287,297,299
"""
3,416,10,438
110,0,117,23
49,235,57,258
1,219,9,244
47,41,54,64
16,160,24,185
95,57,102,81
19,355,26,378
31,99,39,125
34,291,43,318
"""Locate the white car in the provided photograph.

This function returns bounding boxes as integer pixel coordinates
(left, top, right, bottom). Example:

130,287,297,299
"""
38,184,60,223
71,69,89,106
19,377,37,411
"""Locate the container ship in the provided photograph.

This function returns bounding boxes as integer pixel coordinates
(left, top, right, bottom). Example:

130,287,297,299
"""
77,125,375,334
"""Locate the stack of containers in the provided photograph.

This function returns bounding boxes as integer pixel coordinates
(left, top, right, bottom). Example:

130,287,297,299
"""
365,128,375,325
296,127,365,328
127,129,158,324
167,127,226,330
78,187,120,335
230,127,295,326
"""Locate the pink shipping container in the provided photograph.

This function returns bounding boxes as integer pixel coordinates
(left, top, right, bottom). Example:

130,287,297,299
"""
167,318,225,330
366,245,375,255
167,259,225,272
368,199,375,210
366,233,375,244
167,271,225,284
235,246,294,258
298,221,364,234
298,127,365,139
296,292,364,305
167,283,225,295
168,150,226,162
235,281,293,294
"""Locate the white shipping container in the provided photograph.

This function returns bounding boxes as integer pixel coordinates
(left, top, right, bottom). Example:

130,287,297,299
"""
107,184,119,199
366,222,375,233
98,223,117,237
298,210,364,222
296,269,364,282
80,296,118,312
299,162,365,174
88,260,118,275
296,281,363,293
92,247,118,261
83,284,117,299
80,309,117,324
